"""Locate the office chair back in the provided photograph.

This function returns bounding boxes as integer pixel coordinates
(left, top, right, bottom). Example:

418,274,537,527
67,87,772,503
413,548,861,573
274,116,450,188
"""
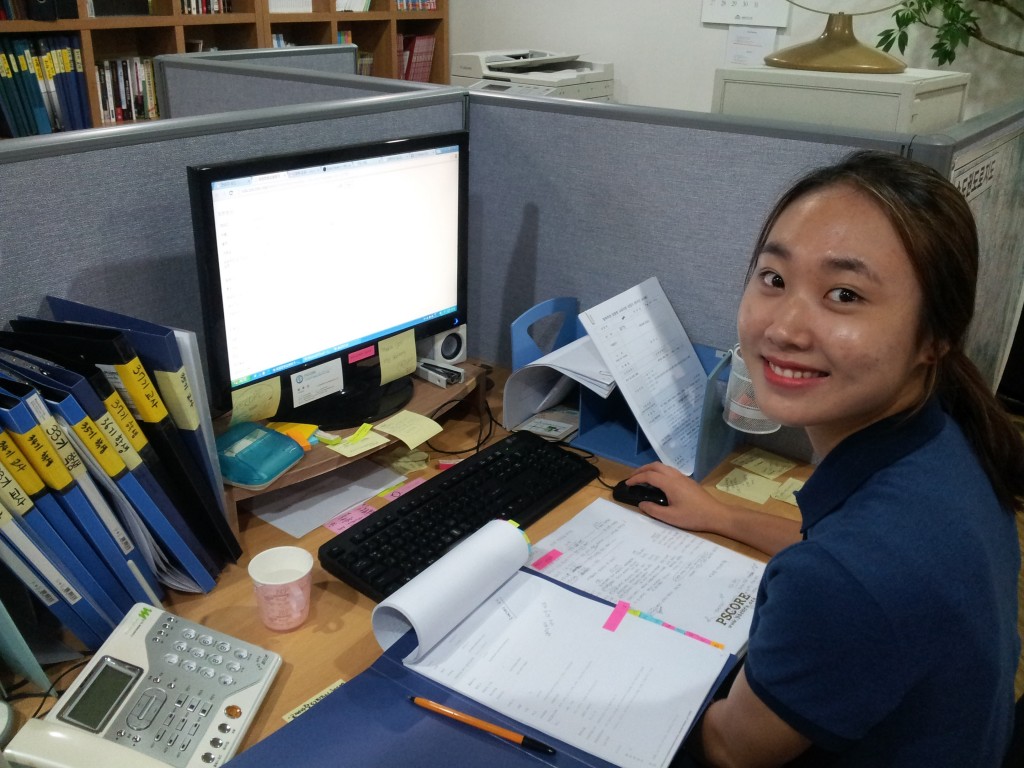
510,297,583,370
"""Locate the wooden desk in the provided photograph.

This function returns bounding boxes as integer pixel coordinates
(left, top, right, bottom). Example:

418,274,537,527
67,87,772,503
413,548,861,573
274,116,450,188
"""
10,366,811,756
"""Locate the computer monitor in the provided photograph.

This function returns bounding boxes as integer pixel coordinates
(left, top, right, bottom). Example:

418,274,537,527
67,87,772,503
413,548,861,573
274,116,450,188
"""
188,131,469,429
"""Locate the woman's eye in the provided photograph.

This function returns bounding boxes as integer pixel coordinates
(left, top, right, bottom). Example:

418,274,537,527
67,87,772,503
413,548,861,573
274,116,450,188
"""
759,270,784,289
827,287,861,303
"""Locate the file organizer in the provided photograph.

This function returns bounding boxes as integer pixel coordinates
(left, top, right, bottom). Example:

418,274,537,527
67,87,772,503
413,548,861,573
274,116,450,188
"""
510,298,737,481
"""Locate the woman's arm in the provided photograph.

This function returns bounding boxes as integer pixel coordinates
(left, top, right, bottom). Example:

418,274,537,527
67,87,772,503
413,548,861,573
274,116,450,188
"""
626,463,802,557
694,669,812,768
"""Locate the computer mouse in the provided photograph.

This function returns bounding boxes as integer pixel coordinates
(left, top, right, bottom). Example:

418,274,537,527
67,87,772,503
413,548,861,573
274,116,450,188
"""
612,480,668,506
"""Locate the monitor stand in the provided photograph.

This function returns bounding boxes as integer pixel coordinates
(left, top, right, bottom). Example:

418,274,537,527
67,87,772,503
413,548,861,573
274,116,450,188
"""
274,374,414,431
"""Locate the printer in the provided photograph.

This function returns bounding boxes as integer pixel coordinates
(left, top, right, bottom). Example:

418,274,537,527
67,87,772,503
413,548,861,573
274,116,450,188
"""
450,49,614,102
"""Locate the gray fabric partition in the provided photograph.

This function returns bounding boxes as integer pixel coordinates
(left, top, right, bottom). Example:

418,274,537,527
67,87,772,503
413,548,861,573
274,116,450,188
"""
156,57,446,119
0,92,466,364
464,94,903,369
907,100,1024,389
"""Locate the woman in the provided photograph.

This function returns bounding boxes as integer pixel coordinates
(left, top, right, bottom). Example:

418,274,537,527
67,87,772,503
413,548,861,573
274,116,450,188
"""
626,150,1023,766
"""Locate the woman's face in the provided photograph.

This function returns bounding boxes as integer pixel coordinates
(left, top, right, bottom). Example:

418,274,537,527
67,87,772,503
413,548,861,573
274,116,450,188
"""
737,184,937,457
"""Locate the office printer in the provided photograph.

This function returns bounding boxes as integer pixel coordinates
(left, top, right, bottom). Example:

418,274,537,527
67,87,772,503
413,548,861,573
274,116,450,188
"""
450,49,614,102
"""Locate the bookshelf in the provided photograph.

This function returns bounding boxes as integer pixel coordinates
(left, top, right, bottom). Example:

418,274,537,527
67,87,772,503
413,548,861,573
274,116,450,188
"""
0,0,447,135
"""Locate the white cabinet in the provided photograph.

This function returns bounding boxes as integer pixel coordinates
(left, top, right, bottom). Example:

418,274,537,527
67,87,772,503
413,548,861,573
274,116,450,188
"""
712,66,970,133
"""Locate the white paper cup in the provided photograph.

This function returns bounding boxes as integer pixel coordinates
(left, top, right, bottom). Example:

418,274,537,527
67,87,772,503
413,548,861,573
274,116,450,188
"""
248,546,314,631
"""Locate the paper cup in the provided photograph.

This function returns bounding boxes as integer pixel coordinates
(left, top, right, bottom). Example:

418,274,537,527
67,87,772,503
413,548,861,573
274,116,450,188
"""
248,546,314,631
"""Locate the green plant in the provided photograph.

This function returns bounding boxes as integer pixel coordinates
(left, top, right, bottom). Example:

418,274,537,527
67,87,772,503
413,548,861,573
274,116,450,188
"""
878,0,1024,65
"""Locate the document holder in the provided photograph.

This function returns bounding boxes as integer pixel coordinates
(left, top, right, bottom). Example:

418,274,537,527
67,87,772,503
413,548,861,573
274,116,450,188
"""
509,298,737,480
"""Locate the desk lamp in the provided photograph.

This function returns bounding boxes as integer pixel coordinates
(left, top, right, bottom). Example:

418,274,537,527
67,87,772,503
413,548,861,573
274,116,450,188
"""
765,0,907,73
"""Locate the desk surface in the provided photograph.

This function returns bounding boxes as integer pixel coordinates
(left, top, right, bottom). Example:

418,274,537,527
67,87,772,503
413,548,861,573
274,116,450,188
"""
12,365,810,754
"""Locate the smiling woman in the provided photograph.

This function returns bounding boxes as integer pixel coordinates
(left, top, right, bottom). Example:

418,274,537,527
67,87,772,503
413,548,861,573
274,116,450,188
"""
627,150,1024,767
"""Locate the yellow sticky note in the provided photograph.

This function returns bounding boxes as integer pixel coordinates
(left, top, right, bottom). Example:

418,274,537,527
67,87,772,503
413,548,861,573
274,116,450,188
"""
716,468,781,504
378,329,418,385
282,679,345,722
374,410,443,450
327,429,390,458
229,379,281,424
732,447,797,480
772,477,805,507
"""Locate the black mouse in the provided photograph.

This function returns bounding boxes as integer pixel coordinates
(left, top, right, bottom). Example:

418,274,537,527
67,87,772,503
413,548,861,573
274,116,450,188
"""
612,480,668,506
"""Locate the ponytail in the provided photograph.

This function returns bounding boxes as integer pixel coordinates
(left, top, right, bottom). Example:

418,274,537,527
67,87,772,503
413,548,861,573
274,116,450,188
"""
937,349,1024,511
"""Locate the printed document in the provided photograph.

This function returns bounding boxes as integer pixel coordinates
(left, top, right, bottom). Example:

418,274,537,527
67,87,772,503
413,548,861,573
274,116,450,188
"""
371,520,732,768
529,499,764,654
580,277,707,474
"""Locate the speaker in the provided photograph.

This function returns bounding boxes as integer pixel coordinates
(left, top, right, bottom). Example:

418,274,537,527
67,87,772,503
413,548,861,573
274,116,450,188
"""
417,325,468,365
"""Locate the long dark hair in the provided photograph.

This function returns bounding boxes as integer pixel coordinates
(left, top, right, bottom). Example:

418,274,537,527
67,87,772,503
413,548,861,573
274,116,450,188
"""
751,149,1024,511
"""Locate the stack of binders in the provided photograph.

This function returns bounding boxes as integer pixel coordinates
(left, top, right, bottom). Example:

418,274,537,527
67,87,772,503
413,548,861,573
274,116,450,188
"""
0,299,240,653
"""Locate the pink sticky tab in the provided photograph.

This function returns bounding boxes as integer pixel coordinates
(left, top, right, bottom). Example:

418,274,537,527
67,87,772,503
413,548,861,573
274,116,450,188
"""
603,601,630,632
325,503,378,534
530,549,563,571
348,345,375,364
382,477,426,500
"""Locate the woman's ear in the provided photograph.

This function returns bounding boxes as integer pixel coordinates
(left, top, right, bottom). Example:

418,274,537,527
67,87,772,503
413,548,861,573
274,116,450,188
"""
919,336,950,366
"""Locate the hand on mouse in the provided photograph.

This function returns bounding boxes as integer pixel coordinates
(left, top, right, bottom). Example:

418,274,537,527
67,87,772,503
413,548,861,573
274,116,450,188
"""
624,462,732,534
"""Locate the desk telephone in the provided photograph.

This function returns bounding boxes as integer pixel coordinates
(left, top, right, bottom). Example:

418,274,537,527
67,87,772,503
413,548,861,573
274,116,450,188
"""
5,604,281,768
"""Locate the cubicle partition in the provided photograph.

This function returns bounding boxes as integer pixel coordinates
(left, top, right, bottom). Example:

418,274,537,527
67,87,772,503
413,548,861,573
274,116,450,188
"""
909,101,1024,389
463,94,1024,393
155,47,441,119
0,90,466,348
0,70,1020,464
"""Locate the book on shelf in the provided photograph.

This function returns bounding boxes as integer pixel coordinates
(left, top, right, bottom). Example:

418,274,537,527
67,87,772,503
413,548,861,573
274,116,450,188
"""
30,38,64,132
233,511,750,768
4,0,78,19
267,0,311,11
403,33,435,82
0,38,51,136
86,0,149,16
94,56,159,124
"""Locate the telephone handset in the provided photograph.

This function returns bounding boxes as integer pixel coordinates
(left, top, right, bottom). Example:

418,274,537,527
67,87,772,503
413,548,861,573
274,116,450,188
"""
4,604,281,768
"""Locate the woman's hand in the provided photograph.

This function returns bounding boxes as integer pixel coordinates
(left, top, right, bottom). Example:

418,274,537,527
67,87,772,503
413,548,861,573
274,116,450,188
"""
624,462,802,556
626,462,732,534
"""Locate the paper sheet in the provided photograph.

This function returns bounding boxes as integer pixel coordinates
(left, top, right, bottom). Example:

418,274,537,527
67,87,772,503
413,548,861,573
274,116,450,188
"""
247,460,404,537
580,277,708,474
528,499,764,654
501,335,616,431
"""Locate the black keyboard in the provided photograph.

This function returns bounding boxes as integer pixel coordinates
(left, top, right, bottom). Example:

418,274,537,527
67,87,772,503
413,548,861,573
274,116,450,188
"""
317,430,599,601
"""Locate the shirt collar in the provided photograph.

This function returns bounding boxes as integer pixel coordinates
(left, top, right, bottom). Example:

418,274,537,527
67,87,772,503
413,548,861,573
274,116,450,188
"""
795,398,946,534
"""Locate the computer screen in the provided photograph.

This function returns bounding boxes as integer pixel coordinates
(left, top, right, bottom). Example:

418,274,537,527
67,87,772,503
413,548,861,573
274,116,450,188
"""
188,131,468,429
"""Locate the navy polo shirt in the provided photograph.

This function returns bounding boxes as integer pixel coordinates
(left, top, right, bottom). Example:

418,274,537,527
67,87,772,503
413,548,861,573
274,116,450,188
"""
744,399,1019,766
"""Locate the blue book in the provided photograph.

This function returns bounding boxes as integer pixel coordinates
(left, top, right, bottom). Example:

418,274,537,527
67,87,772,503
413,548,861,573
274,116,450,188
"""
40,382,216,594
46,297,225,520
10,38,53,134
5,320,240,565
0,348,219,591
0,405,132,622
0,390,137,617
0,535,105,651
0,380,163,605
0,441,116,645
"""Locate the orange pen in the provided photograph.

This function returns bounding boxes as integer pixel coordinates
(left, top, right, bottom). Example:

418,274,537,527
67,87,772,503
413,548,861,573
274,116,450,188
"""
409,696,556,755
